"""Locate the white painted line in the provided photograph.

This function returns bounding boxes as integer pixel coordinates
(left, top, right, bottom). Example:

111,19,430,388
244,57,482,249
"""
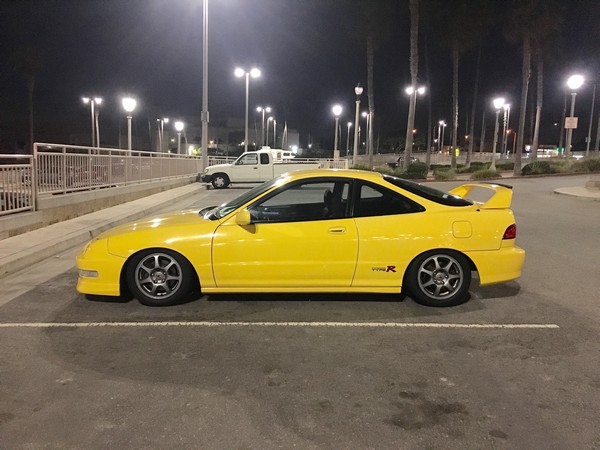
0,321,560,329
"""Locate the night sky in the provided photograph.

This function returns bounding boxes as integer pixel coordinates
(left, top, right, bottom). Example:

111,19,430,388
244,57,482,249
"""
1,0,599,152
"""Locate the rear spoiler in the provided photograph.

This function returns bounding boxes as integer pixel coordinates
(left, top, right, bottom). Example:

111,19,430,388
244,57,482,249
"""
449,183,513,209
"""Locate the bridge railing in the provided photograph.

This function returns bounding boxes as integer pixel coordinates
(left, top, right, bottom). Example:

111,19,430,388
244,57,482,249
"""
0,155,34,216
34,144,203,195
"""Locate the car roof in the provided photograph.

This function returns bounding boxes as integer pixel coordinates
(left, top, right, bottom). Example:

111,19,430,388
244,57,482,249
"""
282,168,385,182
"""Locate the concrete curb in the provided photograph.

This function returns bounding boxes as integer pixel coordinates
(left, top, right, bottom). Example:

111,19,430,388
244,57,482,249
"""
0,184,207,280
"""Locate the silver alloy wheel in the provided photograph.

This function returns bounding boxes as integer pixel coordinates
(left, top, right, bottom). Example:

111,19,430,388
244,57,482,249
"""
416,254,464,300
134,252,183,300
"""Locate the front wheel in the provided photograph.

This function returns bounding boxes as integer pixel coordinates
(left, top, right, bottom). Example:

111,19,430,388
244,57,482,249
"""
126,249,193,306
405,251,471,307
211,174,230,189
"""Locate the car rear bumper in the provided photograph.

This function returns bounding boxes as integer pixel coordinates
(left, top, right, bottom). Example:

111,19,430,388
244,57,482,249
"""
466,245,526,285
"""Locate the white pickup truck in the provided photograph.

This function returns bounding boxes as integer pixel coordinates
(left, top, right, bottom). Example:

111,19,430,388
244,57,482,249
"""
200,148,321,189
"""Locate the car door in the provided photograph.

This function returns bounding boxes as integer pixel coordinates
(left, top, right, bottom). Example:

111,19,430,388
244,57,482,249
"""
212,178,358,288
231,152,260,182
350,180,427,287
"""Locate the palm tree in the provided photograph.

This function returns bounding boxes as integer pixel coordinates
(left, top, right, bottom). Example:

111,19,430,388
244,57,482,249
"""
506,0,562,175
341,0,395,167
13,46,43,154
403,0,419,170
529,5,563,162
432,0,494,169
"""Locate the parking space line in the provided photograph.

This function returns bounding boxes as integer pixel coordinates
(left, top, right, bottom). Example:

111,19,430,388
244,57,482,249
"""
0,321,560,329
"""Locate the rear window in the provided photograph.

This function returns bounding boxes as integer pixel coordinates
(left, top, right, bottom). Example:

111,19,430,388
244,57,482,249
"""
383,175,472,207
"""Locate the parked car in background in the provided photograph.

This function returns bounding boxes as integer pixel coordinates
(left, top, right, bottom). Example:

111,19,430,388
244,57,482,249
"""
387,155,420,169
77,169,525,308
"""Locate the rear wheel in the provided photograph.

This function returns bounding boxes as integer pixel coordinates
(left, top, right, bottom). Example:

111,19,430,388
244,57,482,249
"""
126,249,193,306
211,174,230,189
406,250,471,307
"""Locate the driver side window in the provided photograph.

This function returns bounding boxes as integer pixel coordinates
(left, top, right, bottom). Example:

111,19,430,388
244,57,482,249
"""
249,179,349,223
237,154,258,165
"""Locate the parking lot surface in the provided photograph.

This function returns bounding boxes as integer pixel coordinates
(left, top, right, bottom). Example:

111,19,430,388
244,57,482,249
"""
1,175,599,449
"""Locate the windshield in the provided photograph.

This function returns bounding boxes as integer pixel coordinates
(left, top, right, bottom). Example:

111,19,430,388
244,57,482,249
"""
205,176,284,220
383,175,472,207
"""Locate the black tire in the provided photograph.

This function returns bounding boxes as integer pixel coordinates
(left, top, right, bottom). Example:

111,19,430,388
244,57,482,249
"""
405,250,471,307
126,249,193,306
211,173,230,189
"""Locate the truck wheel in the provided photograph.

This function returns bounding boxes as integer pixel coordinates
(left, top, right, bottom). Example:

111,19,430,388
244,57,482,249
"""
211,174,230,189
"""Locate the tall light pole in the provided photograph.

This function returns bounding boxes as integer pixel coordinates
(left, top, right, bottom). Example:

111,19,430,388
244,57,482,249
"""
404,86,426,167
175,121,184,154
437,121,445,152
438,120,447,153
353,83,363,164
235,67,261,152
501,103,511,156
565,74,584,158
256,106,271,146
508,129,517,155
201,0,209,169
346,122,352,156
122,97,137,151
82,96,102,147
332,104,342,158
491,97,506,170
266,116,273,147
157,117,169,152
273,118,277,148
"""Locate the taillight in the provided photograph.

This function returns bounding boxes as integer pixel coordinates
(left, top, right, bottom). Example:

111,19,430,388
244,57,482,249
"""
503,224,517,240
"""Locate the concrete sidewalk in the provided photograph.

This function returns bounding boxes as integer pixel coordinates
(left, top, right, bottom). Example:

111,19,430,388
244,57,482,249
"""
0,183,208,280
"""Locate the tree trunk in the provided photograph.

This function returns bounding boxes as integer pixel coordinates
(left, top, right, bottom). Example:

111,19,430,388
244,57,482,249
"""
367,34,375,168
403,0,419,169
531,51,543,162
451,42,459,169
27,76,34,154
466,45,481,168
513,35,531,176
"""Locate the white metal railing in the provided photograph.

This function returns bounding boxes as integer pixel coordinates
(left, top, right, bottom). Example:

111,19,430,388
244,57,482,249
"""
0,154,34,216
34,143,203,195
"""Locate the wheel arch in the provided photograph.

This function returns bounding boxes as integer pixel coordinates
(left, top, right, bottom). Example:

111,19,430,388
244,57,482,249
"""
119,247,201,297
402,247,477,286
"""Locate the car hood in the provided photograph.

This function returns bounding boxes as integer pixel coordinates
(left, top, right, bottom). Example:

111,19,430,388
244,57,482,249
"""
205,163,231,172
96,209,210,239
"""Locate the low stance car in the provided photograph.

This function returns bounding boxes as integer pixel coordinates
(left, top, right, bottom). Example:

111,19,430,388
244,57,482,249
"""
76,169,525,307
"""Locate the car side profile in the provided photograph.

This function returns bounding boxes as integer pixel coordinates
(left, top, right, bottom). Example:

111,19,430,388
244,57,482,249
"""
76,169,525,307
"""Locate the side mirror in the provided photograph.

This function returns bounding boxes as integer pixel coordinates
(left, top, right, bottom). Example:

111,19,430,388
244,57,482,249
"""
235,209,252,226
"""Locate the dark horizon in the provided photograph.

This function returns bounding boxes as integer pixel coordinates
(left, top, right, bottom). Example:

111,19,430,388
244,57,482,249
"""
1,0,599,153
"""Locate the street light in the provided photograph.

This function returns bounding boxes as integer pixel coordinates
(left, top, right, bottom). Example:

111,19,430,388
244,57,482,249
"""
82,96,102,147
438,120,446,152
157,117,169,152
266,116,273,147
346,122,352,156
404,86,426,168
332,104,343,157
565,74,584,157
507,129,517,155
353,83,363,163
501,103,511,156
235,67,261,152
256,106,271,147
201,0,209,170
491,97,506,170
122,97,137,151
174,121,184,154
362,111,370,152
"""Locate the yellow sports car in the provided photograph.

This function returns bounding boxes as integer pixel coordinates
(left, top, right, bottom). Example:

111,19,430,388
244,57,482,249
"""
76,169,525,307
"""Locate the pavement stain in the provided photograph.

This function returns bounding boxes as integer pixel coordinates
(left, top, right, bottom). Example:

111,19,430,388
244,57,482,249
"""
386,391,468,430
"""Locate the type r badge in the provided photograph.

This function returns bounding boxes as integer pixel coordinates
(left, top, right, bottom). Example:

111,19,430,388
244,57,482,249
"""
372,266,397,273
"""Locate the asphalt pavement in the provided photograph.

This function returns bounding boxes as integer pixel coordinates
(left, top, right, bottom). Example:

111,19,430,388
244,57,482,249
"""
0,173,598,282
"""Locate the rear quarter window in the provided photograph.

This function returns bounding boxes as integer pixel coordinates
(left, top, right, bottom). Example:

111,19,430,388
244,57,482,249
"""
383,175,472,207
